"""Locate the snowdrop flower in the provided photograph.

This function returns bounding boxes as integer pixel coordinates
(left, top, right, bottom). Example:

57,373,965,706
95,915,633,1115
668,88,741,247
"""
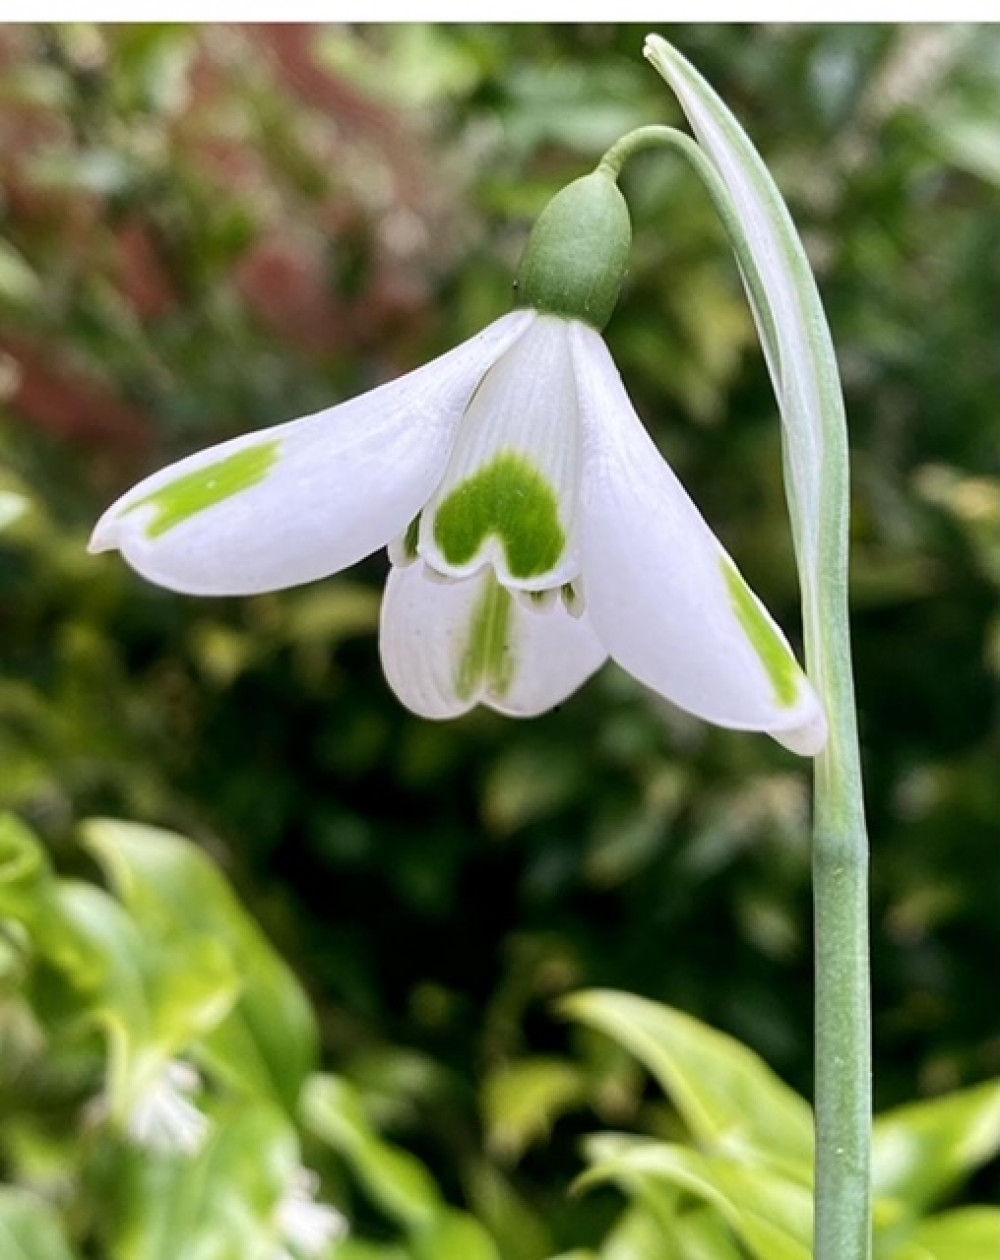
273,1168,348,1259
125,1058,209,1155
90,168,826,755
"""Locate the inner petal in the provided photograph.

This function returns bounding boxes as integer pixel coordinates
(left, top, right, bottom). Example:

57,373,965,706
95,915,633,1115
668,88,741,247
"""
419,315,581,591
379,561,607,720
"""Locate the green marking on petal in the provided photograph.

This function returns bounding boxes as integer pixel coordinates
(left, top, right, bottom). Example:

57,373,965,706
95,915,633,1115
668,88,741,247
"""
124,441,281,539
457,576,515,702
433,451,566,580
402,514,421,560
721,557,801,708
561,580,584,618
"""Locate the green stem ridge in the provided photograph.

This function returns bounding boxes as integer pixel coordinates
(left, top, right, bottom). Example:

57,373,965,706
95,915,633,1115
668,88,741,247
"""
609,43,872,1260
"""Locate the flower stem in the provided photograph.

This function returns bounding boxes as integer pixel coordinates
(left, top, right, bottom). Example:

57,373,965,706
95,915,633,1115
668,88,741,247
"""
601,124,872,1258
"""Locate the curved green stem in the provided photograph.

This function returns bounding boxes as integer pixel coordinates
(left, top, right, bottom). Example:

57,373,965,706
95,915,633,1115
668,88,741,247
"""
599,127,783,370
601,124,871,1259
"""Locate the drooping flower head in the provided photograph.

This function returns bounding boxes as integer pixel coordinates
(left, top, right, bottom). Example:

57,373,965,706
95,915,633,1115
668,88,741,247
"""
90,161,826,755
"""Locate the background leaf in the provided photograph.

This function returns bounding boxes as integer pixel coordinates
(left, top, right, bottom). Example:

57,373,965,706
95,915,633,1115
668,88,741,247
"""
81,818,318,1110
0,1188,78,1260
561,990,813,1178
106,1103,297,1260
872,1081,1000,1213
897,1207,1000,1260
579,1135,812,1260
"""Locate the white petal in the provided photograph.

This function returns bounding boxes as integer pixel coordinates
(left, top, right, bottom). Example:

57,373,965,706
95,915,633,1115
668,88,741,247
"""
89,311,536,595
571,324,826,755
276,1168,348,1254
497,588,607,718
379,561,606,720
127,1060,209,1155
419,314,581,591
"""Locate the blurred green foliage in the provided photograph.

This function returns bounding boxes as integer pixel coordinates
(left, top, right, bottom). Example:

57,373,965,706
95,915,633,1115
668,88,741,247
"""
3,816,996,1257
564,991,1000,1260
1,21,998,1256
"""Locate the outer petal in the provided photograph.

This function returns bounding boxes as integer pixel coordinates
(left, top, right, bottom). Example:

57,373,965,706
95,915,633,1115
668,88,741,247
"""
419,314,582,591
572,324,826,756
89,311,536,595
379,561,606,719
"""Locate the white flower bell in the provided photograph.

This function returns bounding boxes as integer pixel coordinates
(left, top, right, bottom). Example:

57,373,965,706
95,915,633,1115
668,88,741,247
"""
90,169,826,755
273,1167,348,1259
125,1058,209,1155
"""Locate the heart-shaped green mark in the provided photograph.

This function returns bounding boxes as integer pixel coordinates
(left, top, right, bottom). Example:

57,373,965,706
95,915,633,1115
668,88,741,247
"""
433,452,566,580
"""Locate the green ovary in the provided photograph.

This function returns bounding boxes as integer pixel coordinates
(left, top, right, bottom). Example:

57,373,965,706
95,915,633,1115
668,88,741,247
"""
125,441,281,539
457,577,515,701
721,557,801,709
433,452,566,580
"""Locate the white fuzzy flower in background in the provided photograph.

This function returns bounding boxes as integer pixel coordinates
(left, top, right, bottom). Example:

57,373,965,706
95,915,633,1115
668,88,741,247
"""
90,308,826,755
126,1059,209,1155
273,1168,348,1259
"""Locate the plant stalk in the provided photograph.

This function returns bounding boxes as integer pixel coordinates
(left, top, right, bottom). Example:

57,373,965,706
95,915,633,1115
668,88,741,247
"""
600,123,872,1259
